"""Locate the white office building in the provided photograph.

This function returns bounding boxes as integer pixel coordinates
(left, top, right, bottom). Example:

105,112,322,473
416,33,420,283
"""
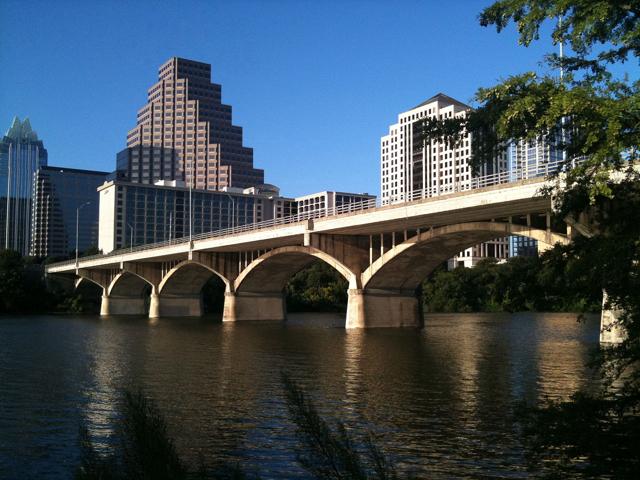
295,191,375,217
380,93,509,268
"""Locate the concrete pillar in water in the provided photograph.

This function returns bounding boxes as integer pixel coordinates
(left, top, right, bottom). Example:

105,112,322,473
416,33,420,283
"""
345,289,421,329
222,292,286,322
149,292,160,318
149,294,203,318
600,291,626,344
100,294,146,316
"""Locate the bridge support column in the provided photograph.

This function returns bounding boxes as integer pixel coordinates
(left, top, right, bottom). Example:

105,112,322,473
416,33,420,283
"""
100,294,146,316
600,291,626,344
222,292,286,322
345,289,421,329
149,293,203,318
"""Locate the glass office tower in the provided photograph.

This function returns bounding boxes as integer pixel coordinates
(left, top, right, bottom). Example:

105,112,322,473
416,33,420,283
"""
506,136,564,257
0,117,48,255
30,166,108,258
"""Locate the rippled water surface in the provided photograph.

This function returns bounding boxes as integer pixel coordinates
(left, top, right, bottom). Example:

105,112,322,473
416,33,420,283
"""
0,312,599,479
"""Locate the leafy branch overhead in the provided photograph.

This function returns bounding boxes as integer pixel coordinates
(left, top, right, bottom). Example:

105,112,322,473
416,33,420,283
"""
414,0,639,194
480,0,640,80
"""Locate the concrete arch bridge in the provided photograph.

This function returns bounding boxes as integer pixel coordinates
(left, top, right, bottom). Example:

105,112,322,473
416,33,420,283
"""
49,178,573,329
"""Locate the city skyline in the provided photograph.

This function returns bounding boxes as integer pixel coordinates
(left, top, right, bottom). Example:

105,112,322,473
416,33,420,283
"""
0,0,584,198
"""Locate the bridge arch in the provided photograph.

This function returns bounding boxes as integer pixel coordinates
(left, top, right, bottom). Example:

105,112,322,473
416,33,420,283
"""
234,245,358,293
158,260,231,296
71,276,105,312
224,246,358,322
362,221,568,291
107,270,155,297
75,275,105,292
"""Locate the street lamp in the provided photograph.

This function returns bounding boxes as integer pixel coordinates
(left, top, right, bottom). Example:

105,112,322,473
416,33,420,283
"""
225,193,235,231
75,201,91,267
188,156,193,250
127,222,134,252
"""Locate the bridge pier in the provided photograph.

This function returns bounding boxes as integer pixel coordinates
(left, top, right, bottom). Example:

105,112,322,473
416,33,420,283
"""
149,293,203,318
222,292,286,322
600,291,626,344
100,294,146,316
345,289,421,329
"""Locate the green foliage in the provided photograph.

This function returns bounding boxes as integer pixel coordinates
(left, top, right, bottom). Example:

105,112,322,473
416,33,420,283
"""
422,254,601,313
0,249,105,314
0,249,54,313
76,391,187,480
517,392,640,479
0,250,28,312
479,0,640,81
75,391,250,480
76,381,406,480
415,0,640,477
286,261,348,312
282,374,403,480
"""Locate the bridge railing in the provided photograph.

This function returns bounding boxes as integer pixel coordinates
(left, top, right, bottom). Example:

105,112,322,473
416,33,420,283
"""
50,160,567,270
383,158,567,205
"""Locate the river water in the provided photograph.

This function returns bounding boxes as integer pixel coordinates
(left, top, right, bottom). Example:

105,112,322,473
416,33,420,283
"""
0,312,599,479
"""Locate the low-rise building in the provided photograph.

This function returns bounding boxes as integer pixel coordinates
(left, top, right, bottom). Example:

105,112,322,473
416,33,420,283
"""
97,180,295,253
295,191,375,216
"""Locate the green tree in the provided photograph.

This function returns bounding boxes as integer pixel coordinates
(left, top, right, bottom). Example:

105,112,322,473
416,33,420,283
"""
0,249,28,312
286,261,349,312
416,1,640,476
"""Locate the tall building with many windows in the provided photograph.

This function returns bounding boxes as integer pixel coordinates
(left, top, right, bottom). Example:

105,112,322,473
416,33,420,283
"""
30,166,108,258
380,93,506,204
0,117,48,255
121,57,264,190
380,94,509,267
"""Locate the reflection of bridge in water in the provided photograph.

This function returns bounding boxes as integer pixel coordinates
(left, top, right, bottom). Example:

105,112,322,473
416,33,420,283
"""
49,167,594,331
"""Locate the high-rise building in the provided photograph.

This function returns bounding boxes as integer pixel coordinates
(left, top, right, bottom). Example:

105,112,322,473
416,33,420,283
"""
30,166,108,258
0,117,48,255
380,94,509,268
121,57,264,190
380,93,506,205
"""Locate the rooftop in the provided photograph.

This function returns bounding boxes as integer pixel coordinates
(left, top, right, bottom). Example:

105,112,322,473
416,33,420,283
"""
411,92,471,111
4,116,42,143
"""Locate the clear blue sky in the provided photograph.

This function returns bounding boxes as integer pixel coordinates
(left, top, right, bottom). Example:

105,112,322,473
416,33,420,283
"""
0,0,608,197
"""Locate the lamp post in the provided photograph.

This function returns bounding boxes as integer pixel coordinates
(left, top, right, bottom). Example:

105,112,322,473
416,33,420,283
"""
127,222,134,252
225,193,235,231
188,157,193,250
75,201,91,267
558,15,572,170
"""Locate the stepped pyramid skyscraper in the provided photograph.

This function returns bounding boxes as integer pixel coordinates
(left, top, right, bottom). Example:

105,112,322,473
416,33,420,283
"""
119,57,264,190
